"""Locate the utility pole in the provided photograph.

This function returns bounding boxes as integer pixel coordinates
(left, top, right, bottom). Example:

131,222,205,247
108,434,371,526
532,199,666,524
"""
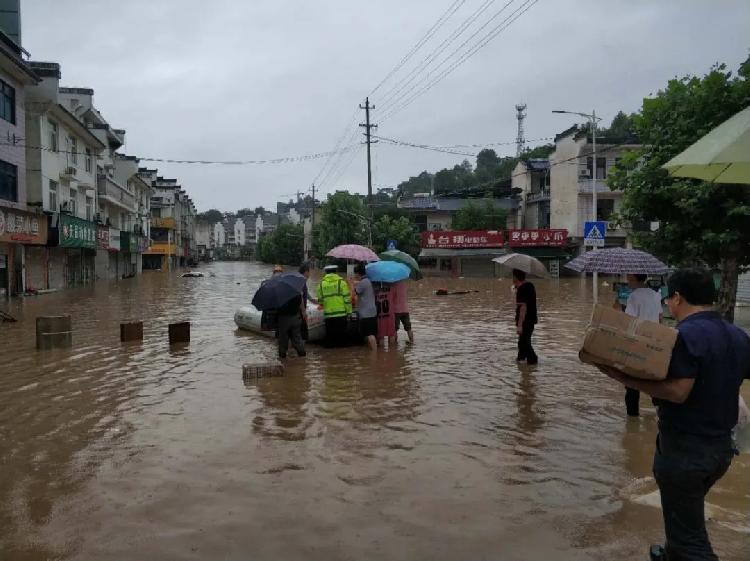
359,97,377,246
310,183,316,227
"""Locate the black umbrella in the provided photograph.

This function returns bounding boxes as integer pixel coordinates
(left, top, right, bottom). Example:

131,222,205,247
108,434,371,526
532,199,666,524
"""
251,272,307,311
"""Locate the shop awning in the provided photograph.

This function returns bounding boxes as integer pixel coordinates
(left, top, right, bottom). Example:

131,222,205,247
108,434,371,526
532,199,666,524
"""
419,247,507,258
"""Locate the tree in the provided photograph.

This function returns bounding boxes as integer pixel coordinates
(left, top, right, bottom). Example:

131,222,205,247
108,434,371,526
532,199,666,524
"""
256,223,304,265
372,215,420,256
236,208,255,218
316,191,368,253
522,143,555,159
452,198,508,230
397,171,433,197
609,58,750,321
196,209,223,223
254,206,266,216
604,111,637,141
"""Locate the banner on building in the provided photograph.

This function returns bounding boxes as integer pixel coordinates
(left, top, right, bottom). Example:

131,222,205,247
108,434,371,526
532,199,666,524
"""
0,206,48,245
59,214,96,249
421,230,504,249
508,229,567,247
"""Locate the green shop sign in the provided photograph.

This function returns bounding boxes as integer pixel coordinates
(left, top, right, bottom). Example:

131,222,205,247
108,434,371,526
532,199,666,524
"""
59,214,96,249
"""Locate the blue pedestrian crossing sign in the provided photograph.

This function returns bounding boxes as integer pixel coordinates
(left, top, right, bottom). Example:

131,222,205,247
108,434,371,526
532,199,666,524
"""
584,221,606,247
386,239,397,251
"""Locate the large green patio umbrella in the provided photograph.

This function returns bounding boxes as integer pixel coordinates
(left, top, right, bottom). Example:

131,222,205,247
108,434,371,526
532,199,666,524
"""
662,105,750,184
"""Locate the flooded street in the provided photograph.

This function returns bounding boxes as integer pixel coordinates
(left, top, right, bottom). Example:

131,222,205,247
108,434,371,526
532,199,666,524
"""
1,261,748,561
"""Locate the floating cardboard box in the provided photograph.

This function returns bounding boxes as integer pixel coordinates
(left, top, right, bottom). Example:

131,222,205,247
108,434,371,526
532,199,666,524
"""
579,305,678,380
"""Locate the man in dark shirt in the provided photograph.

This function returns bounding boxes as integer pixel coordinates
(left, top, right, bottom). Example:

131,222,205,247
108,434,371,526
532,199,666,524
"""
513,268,538,365
601,268,750,560
276,291,306,360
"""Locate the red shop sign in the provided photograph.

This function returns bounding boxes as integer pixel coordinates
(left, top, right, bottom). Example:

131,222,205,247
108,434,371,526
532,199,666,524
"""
421,230,504,249
507,229,567,247
97,226,110,250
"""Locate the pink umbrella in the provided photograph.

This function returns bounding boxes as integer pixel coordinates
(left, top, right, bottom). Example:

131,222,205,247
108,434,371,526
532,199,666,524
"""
326,244,380,262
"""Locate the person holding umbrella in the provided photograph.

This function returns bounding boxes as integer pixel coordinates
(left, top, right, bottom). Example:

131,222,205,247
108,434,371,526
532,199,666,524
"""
492,254,547,366
513,268,538,365
353,264,378,351
251,271,308,360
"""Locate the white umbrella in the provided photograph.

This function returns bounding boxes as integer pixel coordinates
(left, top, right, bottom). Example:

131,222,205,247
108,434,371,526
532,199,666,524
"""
492,253,549,278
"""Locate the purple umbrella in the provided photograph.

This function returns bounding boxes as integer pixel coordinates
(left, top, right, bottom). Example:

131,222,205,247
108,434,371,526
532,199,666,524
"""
564,248,669,275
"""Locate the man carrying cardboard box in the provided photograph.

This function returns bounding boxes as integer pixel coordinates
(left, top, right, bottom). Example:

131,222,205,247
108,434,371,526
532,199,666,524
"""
600,268,750,561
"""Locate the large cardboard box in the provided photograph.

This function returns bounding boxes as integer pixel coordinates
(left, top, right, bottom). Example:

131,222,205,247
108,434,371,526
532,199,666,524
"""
579,305,678,380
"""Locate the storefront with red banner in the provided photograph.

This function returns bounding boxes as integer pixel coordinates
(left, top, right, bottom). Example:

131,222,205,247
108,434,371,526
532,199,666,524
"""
418,230,506,278
507,229,571,277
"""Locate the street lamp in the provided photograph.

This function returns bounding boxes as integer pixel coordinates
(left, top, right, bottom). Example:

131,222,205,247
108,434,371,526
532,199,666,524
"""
553,109,603,303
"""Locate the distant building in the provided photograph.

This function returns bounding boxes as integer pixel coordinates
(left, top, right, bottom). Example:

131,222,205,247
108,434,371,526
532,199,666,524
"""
397,195,517,232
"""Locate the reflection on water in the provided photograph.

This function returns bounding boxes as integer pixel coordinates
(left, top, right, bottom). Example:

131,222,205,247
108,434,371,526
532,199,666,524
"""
0,262,748,561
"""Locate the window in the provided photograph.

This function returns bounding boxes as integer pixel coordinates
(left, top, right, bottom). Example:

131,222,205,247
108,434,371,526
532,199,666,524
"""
68,136,78,165
597,199,615,222
49,180,58,211
86,197,94,222
586,157,607,179
0,78,15,124
0,160,18,202
85,148,92,173
68,189,77,216
49,121,59,152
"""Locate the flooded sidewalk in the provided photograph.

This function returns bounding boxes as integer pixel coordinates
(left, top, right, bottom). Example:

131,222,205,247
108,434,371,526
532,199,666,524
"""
1,261,748,560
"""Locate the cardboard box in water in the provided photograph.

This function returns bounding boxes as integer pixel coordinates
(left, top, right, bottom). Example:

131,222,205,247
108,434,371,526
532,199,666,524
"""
579,305,678,380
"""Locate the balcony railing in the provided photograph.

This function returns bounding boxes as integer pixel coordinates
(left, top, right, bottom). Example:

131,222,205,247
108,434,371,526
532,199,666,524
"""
526,189,550,203
578,179,615,194
97,175,136,212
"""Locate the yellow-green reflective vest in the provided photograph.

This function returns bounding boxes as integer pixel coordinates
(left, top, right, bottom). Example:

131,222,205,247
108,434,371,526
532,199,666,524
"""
317,273,352,318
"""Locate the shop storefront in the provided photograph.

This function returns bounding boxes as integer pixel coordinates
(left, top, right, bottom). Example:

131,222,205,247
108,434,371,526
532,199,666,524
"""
507,229,571,277
51,214,97,288
418,230,506,278
0,206,48,297
119,232,143,277
108,227,121,279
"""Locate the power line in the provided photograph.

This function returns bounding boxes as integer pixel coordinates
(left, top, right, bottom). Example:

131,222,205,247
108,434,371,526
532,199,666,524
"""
375,135,476,156
312,105,360,184
381,0,538,122
369,0,466,97
0,140,359,166
376,0,500,112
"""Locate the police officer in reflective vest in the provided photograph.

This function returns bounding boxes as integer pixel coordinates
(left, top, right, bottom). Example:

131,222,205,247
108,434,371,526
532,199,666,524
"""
317,264,352,347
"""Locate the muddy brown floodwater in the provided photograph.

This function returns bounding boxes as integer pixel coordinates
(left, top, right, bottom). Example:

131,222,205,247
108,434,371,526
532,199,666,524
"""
1,261,748,561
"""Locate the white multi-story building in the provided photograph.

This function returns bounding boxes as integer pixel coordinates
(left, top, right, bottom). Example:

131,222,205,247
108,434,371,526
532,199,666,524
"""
113,154,151,274
25,62,104,289
512,124,640,254
194,220,214,260
213,221,226,247
55,86,136,280
0,27,39,297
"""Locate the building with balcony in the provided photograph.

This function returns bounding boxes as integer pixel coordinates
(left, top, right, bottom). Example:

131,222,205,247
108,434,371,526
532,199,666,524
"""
547,125,640,252
52,86,134,280
25,62,104,290
0,27,40,297
512,159,550,229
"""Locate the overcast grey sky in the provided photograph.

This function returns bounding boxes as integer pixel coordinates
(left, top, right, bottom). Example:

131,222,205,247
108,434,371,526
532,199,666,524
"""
23,0,750,212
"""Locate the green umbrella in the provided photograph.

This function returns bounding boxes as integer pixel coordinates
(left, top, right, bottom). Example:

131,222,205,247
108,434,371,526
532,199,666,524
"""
379,249,422,280
662,106,750,184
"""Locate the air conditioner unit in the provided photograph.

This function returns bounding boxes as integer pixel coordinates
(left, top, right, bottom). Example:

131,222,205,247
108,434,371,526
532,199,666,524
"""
579,169,591,177
61,166,77,177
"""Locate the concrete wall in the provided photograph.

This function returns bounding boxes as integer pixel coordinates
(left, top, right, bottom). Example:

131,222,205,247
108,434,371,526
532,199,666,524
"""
0,67,26,209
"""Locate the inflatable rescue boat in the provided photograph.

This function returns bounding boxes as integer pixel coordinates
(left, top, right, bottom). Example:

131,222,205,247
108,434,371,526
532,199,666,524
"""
234,303,327,342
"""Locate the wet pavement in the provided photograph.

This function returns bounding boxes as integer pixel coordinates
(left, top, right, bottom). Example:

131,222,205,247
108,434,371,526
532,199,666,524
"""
1,261,748,561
